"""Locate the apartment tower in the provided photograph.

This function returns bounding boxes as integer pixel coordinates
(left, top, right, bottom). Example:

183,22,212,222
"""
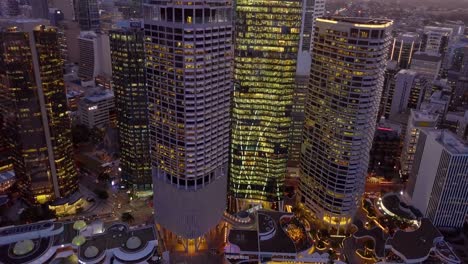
299,17,393,229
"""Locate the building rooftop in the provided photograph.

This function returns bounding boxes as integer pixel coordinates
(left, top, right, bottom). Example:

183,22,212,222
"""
318,16,393,26
424,26,453,34
83,89,114,103
386,218,443,262
397,32,420,41
226,210,312,255
432,130,468,154
412,52,442,62
78,222,157,263
0,220,158,264
410,109,439,124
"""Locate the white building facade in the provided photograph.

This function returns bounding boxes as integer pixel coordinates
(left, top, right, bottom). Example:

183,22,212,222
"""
407,130,468,228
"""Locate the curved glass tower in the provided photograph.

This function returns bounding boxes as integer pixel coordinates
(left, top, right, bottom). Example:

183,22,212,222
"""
229,0,302,211
299,17,393,228
144,0,232,239
0,20,78,204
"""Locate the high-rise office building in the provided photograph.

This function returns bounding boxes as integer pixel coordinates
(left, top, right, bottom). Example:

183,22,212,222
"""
388,32,421,69
144,0,232,240
32,0,50,19
49,0,75,21
410,52,442,80
78,31,112,81
400,109,439,177
421,26,452,56
299,0,325,52
378,61,399,119
0,19,78,204
388,69,430,118
229,0,302,211
287,0,325,168
299,17,393,228
78,0,99,31
110,21,152,194
1,0,20,17
78,89,115,129
78,31,100,80
406,129,468,228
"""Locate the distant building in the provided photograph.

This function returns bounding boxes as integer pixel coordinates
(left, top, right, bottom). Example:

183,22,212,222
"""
410,52,442,79
400,109,439,177
299,0,325,52
0,19,78,204
421,26,452,56
379,61,399,119
49,0,75,21
1,0,20,17
32,0,50,19
78,89,115,129
78,31,112,81
389,70,430,124
77,0,99,31
407,130,468,228
288,75,307,168
389,32,421,69
110,20,152,194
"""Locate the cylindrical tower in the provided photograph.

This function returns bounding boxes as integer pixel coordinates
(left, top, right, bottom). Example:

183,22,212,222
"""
299,17,393,229
144,0,232,239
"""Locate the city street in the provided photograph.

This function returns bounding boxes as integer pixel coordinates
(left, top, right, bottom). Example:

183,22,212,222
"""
58,172,154,225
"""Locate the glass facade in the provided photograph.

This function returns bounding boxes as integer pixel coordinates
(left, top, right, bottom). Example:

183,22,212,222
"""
229,0,302,210
78,0,100,31
110,24,152,193
0,22,78,204
299,17,393,228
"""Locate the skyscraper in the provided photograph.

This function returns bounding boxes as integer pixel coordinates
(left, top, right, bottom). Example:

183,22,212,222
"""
32,0,50,19
144,0,233,241
0,19,78,204
299,17,393,228
388,69,430,118
229,0,303,211
110,21,152,194
388,32,421,69
78,0,100,31
288,0,325,167
0,0,20,17
378,61,399,119
406,129,468,228
299,0,326,52
400,109,439,178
